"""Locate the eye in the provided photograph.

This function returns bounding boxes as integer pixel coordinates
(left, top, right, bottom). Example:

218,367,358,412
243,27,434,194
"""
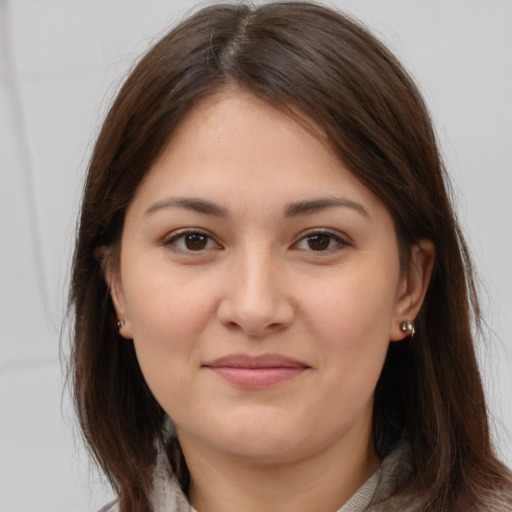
294,231,348,252
164,230,220,252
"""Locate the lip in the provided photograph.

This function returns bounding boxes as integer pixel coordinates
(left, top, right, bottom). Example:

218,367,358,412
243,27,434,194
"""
202,353,310,389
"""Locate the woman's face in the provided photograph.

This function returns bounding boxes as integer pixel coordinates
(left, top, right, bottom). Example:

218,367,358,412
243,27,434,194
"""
110,90,430,466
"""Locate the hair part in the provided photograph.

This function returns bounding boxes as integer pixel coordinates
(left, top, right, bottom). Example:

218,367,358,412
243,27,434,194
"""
69,3,512,511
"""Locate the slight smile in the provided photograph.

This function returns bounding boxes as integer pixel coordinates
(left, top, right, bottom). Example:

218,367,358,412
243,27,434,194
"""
203,353,311,389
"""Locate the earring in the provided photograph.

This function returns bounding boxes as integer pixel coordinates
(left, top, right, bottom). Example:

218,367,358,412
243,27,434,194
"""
116,319,125,329
399,320,415,338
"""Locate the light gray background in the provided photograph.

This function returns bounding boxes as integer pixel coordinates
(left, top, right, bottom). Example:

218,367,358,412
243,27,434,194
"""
1,1,511,510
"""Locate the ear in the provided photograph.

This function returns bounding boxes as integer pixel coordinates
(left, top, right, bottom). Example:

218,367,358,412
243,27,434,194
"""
390,239,435,341
101,249,133,340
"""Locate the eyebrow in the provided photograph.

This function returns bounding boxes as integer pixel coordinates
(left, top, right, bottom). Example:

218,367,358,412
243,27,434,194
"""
144,196,368,219
284,197,368,218
144,197,229,217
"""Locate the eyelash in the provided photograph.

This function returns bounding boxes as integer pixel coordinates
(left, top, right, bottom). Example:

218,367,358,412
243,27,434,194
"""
163,229,221,252
163,229,349,254
293,230,349,252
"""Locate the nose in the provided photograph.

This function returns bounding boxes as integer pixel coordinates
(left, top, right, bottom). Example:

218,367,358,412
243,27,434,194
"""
216,247,295,336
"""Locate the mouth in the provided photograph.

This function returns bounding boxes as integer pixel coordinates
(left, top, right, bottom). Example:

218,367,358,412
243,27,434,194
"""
202,353,310,389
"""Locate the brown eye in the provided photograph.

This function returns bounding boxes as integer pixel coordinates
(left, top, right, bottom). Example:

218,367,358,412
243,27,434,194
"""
294,231,348,252
165,231,218,252
306,234,333,251
184,233,208,250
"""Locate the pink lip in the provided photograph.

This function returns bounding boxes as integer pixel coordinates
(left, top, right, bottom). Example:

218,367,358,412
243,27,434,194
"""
203,353,310,389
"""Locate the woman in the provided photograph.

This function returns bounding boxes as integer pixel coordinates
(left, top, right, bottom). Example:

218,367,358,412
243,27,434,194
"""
69,2,512,511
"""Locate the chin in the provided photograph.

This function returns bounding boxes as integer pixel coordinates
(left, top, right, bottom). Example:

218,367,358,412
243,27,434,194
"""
209,412,341,464
193,410,310,463
218,434,305,464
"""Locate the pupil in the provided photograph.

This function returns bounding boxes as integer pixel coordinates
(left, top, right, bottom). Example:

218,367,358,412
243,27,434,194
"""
185,233,207,250
308,234,330,251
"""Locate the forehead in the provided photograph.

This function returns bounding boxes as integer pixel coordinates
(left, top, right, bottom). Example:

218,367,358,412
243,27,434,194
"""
126,89,386,221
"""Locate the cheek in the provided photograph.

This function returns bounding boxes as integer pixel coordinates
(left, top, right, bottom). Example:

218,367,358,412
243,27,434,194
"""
306,269,398,347
123,258,215,339
301,266,398,397
125,285,211,417
122,269,217,384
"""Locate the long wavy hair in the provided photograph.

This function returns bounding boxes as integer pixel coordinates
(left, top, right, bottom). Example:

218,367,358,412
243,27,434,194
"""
69,2,512,511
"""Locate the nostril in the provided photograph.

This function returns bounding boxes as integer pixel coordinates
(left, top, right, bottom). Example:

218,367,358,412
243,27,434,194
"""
224,320,241,331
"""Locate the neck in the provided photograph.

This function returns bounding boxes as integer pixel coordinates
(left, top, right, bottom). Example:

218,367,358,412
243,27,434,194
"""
180,425,379,512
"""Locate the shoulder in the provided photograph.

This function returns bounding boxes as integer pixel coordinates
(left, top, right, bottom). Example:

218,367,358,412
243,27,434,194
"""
97,500,119,512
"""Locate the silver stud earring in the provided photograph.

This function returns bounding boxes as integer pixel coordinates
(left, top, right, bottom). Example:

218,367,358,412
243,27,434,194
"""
399,320,415,338
117,319,125,329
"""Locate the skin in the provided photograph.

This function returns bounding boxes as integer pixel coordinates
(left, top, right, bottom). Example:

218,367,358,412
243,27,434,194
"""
108,89,434,512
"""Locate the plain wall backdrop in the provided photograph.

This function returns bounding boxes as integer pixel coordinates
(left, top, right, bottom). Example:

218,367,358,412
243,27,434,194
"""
1,1,511,510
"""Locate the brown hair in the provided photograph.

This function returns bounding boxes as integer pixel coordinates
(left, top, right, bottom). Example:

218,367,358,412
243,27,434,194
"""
69,2,512,511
